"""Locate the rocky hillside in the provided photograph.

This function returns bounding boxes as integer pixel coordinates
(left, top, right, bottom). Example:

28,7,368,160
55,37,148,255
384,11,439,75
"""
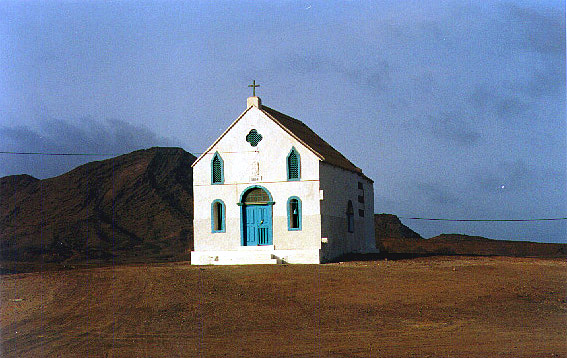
424,234,566,257
2,148,564,268
375,214,566,258
0,147,195,264
374,214,422,241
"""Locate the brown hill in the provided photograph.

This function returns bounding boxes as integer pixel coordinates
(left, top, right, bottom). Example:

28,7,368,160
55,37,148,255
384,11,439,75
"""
425,233,566,257
374,213,422,241
375,214,566,258
374,213,424,254
0,147,195,264
2,148,564,269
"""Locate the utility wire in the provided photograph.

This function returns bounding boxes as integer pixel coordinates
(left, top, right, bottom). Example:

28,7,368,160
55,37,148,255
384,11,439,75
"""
0,150,255,156
399,217,567,222
0,151,117,156
2,152,565,223
4,218,566,228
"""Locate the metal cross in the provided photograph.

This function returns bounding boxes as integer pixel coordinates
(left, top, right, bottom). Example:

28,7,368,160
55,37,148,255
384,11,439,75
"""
248,80,260,97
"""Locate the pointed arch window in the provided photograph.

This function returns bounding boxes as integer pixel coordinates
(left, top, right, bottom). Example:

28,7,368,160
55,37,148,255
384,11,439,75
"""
346,200,354,233
211,152,224,184
287,196,302,231
287,147,301,181
211,199,225,233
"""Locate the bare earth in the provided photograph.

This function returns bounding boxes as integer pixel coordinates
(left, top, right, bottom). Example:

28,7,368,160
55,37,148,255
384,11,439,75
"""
1,256,566,358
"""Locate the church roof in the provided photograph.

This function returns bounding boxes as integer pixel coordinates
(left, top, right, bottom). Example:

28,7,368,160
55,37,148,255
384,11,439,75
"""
260,106,364,175
192,99,371,181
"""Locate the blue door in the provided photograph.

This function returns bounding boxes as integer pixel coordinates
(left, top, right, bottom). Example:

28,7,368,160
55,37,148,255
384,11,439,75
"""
243,205,272,246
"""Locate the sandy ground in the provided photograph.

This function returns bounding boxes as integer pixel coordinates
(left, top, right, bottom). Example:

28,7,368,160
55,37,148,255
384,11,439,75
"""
1,256,566,357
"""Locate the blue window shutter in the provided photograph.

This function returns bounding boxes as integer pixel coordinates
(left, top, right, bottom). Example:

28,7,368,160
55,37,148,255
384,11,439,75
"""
287,147,300,181
211,152,224,184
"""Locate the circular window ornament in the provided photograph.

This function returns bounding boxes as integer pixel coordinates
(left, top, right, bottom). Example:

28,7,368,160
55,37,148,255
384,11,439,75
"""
246,129,263,147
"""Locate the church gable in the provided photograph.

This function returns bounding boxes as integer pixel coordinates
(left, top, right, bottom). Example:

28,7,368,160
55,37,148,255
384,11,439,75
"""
192,103,321,185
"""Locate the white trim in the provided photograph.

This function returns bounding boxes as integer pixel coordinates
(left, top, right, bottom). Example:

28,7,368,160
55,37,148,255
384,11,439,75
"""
191,105,327,168
191,106,254,167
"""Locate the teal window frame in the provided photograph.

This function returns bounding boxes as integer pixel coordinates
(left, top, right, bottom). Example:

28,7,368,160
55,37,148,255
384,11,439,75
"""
286,147,301,181
211,199,226,233
246,129,263,147
347,200,354,233
287,196,302,231
211,152,224,184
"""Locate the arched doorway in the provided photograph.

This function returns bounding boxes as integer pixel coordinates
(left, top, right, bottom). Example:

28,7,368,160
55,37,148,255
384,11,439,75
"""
239,186,273,246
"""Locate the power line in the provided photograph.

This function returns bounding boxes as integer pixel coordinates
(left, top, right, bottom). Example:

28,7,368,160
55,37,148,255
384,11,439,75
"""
0,150,257,156
4,217,565,228
399,217,567,222
2,152,565,223
0,151,117,156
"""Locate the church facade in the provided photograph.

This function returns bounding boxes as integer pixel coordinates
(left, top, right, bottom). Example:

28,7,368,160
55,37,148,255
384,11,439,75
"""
191,96,375,264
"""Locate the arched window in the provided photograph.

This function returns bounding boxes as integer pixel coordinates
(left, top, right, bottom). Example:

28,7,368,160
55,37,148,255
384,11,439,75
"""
211,152,224,184
211,200,225,233
287,147,300,181
287,196,302,231
243,188,270,204
346,200,354,233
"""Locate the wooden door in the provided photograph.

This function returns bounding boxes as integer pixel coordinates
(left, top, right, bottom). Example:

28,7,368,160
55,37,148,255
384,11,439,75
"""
244,205,272,246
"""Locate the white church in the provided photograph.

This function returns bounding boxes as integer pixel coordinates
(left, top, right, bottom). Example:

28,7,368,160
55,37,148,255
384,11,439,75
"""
191,87,376,264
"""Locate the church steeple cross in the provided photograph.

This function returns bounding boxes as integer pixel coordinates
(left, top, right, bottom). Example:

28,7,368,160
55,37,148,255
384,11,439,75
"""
248,80,260,97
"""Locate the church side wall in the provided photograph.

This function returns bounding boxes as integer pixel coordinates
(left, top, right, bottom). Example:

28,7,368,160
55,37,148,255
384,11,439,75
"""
193,107,322,254
319,163,375,262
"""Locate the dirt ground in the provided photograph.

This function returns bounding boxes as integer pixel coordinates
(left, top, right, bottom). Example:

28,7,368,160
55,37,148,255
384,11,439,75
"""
1,256,565,358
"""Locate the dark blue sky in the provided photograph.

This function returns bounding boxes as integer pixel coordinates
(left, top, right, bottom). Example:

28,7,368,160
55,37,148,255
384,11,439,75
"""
0,1,565,242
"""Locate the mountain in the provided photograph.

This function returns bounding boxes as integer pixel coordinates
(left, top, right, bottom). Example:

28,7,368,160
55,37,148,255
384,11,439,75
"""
374,213,423,253
375,214,566,258
424,234,566,257
2,148,564,269
0,147,195,264
375,214,422,240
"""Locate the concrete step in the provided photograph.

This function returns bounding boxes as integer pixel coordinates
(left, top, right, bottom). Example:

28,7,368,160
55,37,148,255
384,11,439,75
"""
191,250,278,265
215,257,278,265
237,245,275,251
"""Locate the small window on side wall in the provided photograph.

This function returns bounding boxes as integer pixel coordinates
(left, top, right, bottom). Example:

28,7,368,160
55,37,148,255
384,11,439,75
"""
287,147,300,181
211,200,225,233
358,181,364,203
287,196,302,230
346,200,354,233
211,152,224,184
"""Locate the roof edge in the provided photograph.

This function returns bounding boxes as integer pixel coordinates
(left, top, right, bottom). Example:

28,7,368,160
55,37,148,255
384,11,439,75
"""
259,108,325,161
261,105,367,176
320,161,374,183
191,106,254,168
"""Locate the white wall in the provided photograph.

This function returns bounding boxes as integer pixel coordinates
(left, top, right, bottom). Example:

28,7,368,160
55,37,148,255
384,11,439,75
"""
319,162,376,261
193,106,323,252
